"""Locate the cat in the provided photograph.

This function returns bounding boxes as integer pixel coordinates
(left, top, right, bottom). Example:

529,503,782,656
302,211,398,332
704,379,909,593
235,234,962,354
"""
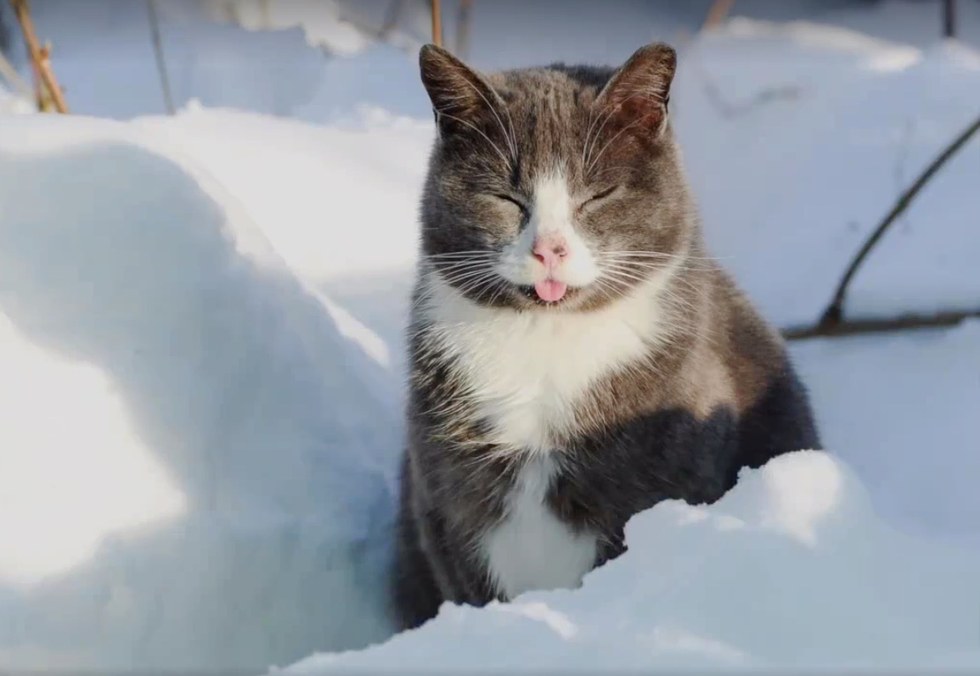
392,42,820,630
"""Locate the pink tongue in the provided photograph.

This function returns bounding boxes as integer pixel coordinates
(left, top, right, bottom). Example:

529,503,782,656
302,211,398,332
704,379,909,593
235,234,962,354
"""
534,279,568,302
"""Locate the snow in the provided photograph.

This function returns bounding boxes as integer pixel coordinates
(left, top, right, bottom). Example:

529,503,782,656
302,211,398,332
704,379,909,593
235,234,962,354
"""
1,0,979,672
674,21,980,327
792,319,980,545
9,0,334,118
205,0,372,56
0,82,31,114
136,103,430,283
285,451,980,672
0,116,398,669
0,313,185,585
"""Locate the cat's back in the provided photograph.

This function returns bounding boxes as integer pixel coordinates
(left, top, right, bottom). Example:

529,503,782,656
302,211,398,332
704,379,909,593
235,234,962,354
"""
707,268,821,468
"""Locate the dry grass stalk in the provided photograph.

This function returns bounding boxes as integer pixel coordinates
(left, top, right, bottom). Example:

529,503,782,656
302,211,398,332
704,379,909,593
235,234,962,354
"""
10,0,68,113
430,0,443,47
703,0,735,31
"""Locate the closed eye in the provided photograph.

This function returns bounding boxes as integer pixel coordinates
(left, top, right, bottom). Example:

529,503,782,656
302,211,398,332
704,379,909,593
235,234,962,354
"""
584,185,619,206
492,193,528,213
491,193,529,225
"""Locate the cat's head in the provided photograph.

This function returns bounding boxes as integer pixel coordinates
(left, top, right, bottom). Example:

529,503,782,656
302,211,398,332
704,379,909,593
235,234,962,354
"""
418,43,696,313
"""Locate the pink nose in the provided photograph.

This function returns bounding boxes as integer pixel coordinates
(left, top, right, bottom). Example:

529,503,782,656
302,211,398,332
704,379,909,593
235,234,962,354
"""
532,236,568,268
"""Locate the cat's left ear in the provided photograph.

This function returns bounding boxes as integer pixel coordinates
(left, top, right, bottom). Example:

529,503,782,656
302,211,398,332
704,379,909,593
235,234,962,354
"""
419,44,503,132
594,43,676,136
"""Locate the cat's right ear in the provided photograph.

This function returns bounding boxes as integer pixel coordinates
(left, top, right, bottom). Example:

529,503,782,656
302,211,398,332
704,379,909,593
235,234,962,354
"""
593,43,676,137
419,44,500,134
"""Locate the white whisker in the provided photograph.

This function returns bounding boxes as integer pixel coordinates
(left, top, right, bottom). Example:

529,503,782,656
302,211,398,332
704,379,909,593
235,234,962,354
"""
433,106,511,168
424,250,499,260
583,91,659,172
586,116,645,177
459,77,518,162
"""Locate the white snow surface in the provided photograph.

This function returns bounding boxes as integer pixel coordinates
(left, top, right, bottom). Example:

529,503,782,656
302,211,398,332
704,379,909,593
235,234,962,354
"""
0,115,399,669
204,0,373,56
1,3,979,673
674,22,980,327
286,451,980,673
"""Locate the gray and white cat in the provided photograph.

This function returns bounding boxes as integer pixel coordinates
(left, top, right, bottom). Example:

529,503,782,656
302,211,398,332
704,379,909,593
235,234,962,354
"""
392,43,819,630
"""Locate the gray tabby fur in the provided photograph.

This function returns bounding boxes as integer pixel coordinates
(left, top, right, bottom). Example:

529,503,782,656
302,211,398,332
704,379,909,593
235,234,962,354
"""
392,43,819,630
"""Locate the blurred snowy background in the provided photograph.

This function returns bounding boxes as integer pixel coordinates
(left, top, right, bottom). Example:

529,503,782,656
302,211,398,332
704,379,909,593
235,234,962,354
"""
1,0,979,672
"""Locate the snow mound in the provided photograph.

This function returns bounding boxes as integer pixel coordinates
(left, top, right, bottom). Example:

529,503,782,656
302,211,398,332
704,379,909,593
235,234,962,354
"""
133,105,430,377
288,452,980,673
0,116,399,669
793,319,980,544
136,104,430,284
676,19,980,327
205,0,372,56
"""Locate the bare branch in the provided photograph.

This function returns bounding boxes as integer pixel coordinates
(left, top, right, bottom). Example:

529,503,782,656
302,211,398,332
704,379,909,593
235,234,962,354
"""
818,111,980,330
454,0,473,59
943,0,957,39
146,0,174,115
785,308,980,341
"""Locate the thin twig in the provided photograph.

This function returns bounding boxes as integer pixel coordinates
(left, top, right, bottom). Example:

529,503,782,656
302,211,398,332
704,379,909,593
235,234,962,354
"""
34,42,65,111
13,0,45,108
455,0,473,58
818,111,980,330
785,308,980,341
430,0,442,47
943,0,957,39
378,0,404,39
10,0,67,113
0,2,9,52
146,0,174,114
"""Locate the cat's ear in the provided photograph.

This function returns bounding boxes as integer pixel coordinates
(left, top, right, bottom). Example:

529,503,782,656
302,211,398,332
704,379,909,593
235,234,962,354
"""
594,43,676,136
419,44,502,133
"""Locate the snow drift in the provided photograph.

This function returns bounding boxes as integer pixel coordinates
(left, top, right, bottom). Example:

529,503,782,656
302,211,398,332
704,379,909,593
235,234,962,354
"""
674,21,980,328
793,319,980,545
1,5,980,673
0,117,399,669
288,451,980,673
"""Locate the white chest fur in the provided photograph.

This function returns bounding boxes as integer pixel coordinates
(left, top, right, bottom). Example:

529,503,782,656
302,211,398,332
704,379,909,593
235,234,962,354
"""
420,272,674,598
422,274,672,453
482,455,596,599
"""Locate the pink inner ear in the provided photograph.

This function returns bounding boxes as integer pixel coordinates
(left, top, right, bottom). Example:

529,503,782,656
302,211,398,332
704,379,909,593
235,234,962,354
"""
618,98,665,131
597,43,675,134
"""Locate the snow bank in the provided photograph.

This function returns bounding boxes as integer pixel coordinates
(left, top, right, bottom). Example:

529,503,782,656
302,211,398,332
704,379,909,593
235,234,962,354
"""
134,103,430,375
675,21,980,327
19,0,336,119
2,5,979,672
137,104,430,285
126,18,980,340
0,115,399,669
287,451,980,673
205,0,374,56
16,4,980,324
793,319,980,545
